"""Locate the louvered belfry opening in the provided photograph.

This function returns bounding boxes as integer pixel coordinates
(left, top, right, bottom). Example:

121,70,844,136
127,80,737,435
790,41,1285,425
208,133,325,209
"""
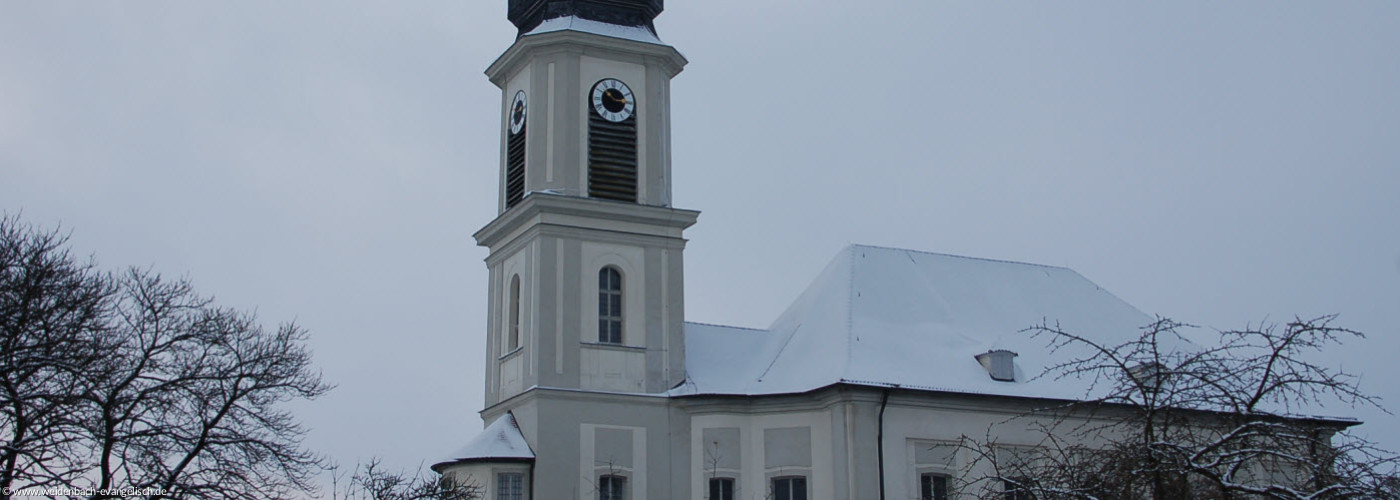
588,110,638,202
505,121,526,208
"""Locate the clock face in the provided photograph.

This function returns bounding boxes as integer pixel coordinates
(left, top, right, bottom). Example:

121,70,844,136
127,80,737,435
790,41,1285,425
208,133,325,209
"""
509,90,527,135
591,79,635,123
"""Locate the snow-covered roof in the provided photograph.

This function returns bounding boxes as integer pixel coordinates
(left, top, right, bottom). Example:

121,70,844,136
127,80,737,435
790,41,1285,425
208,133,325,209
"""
523,15,664,45
674,244,1160,401
433,412,534,470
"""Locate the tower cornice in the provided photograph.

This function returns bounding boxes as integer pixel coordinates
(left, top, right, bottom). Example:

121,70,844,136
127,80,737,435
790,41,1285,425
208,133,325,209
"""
474,192,699,252
485,30,686,88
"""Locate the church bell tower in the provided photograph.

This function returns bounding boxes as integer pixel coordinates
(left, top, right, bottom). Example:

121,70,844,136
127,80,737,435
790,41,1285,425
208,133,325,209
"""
459,6,697,495
452,3,698,494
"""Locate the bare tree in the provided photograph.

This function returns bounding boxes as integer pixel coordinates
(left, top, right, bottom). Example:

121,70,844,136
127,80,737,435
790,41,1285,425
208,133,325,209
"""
957,316,1399,499
0,215,112,494
80,268,332,499
0,214,332,499
329,459,482,500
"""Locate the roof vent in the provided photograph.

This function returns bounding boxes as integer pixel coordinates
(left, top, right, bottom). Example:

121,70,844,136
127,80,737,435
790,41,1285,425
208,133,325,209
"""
1128,362,1165,389
975,350,1018,382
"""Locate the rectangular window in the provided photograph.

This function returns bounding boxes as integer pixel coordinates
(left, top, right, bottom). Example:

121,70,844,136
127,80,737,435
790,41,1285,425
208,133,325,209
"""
496,472,523,500
921,473,949,500
772,476,807,500
709,477,735,500
599,474,626,500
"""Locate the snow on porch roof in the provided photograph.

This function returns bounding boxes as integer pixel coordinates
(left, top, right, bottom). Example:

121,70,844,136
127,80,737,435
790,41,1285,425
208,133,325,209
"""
432,412,534,471
673,244,1159,401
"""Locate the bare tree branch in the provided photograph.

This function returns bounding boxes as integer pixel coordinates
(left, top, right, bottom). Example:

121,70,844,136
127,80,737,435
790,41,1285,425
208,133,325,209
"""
0,214,334,499
0,214,112,496
329,459,483,500
956,316,1399,499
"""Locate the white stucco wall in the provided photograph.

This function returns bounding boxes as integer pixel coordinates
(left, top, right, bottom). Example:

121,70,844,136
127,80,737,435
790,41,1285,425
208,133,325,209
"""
581,423,648,500
691,411,835,500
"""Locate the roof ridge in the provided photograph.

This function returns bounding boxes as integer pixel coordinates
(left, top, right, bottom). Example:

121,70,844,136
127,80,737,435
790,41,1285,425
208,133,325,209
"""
847,243,1071,271
684,320,767,332
755,246,858,385
843,246,857,378
1058,268,1157,326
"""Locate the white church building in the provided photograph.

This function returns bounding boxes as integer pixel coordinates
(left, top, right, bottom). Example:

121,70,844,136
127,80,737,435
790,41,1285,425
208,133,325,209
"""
433,1,1185,499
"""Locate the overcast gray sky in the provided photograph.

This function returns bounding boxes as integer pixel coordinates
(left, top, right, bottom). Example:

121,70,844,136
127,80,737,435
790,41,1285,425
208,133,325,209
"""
3,0,1398,483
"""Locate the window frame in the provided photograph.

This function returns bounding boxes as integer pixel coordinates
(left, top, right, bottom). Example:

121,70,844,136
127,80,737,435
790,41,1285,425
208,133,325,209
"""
598,473,627,500
507,274,521,352
597,267,623,344
708,476,735,500
920,472,950,500
771,475,808,500
496,471,523,500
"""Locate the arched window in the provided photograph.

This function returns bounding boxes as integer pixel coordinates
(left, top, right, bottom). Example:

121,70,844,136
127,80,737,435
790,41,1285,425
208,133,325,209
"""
508,275,521,352
598,267,623,344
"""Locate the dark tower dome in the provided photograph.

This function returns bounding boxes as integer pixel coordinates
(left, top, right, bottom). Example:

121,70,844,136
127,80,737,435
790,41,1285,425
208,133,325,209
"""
508,0,663,38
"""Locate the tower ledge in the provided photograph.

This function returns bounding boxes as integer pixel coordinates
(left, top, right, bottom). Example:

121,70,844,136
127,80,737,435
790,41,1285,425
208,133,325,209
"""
486,29,686,88
474,192,699,252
